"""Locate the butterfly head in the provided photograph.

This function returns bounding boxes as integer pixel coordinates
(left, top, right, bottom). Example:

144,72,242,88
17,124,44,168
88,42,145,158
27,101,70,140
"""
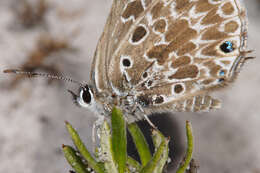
3,69,97,108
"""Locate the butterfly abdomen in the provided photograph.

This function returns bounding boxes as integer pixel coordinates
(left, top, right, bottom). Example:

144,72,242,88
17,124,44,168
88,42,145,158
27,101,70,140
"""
172,95,221,112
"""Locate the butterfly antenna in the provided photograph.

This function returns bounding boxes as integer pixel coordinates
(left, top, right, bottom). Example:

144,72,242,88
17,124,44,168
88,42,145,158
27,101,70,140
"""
244,56,255,61
3,69,84,87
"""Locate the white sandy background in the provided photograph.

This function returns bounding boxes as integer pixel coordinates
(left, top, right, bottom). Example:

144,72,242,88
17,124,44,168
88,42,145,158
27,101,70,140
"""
0,0,259,173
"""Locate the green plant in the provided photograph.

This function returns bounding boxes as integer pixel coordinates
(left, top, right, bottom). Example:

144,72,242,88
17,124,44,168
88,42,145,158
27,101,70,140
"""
63,107,194,173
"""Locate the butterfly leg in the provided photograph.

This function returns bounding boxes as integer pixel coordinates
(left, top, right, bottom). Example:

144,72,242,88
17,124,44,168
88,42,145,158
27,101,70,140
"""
92,116,105,150
144,114,157,129
138,105,157,129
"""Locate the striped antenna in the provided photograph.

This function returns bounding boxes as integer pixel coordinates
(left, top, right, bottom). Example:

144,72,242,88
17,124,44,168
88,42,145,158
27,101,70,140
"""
3,69,84,87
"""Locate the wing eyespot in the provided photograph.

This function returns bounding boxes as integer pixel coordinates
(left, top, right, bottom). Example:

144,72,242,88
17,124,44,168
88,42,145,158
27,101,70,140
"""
153,95,164,104
142,72,148,78
174,84,184,94
218,78,225,83
219,70,225,77
220,41,234,53
132,25,147,43
122,58,131,67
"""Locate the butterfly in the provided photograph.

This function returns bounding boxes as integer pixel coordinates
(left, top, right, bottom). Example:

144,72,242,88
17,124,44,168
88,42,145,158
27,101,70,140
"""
5,0,252,125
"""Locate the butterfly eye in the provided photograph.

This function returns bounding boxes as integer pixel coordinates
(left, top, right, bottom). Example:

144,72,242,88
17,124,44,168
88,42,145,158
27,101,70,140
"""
79,86,92,104
82,90,91,103
220,41,234,53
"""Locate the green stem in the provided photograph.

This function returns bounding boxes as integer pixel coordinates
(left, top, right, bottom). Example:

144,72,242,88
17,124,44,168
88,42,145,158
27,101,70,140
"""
176,121,194,173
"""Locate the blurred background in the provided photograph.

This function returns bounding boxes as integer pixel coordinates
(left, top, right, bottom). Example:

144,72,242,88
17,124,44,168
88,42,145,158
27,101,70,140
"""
0,0,259,173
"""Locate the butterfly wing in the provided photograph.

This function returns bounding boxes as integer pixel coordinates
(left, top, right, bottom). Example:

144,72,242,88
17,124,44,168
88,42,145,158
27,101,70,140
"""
105,0,248,112
91,0,129,93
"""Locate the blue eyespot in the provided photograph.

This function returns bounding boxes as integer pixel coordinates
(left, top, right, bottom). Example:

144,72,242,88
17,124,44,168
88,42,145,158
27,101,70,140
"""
218,78,225,83
220,41,234,53
219,70,225,76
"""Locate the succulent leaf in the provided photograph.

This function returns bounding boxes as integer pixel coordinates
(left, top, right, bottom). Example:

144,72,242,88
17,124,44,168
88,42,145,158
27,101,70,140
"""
139,137,169,173
100,120,118,173
128,123,152,166
111,107,127,173
65,121,104,173
63,107,195,173
62,145,89,173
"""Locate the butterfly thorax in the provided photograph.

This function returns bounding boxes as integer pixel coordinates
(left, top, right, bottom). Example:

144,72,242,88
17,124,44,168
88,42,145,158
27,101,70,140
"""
91,87,148,122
